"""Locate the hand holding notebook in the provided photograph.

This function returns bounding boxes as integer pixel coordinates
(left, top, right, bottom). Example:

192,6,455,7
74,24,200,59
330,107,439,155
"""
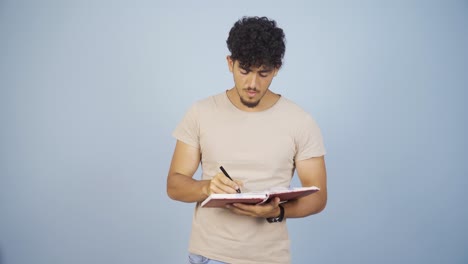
201,186,320,208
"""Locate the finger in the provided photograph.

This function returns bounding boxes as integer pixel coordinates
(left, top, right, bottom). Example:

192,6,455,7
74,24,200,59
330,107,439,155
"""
226,204,255,217
209,182,226,194
233,180,244,192
211,174,239,194
255,198,281,218
233,179,244,187
209,176,226,194
272,197,281,207
230,203,272,218
231,203,255,211
213,173,241,193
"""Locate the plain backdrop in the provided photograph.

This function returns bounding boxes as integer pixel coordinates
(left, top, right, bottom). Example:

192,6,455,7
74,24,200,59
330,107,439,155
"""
1,1,467,263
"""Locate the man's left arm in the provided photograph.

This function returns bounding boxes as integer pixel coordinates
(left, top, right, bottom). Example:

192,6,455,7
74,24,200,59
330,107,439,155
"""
282,155,327,218
227,155,327,219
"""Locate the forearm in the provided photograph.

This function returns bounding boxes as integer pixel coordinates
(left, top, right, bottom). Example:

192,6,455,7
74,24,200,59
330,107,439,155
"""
282,192,327,218
167,173,210,203
288,156,328,218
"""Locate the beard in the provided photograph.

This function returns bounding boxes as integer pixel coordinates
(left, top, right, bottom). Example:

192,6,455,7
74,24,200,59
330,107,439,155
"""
240,96,261,108
236,87,262,108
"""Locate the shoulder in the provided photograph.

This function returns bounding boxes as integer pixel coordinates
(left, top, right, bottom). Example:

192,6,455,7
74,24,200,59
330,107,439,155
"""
182,92,229,122
191,92,227,110
275,97,324,137
278,96,306,112
277,96,313,120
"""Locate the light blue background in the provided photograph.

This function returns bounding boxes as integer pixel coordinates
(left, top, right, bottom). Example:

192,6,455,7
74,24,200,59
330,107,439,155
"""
1,1,467,263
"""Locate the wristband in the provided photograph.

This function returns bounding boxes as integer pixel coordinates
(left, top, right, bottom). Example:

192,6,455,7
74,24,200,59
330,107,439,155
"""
266,204,284,223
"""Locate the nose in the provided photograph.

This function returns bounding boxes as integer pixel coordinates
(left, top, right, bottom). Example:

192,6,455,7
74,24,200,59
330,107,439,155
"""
247,73,257,89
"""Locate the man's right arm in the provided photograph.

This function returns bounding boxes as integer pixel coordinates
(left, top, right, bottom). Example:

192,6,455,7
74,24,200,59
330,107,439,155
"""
167,140,243,203
166,140,210,203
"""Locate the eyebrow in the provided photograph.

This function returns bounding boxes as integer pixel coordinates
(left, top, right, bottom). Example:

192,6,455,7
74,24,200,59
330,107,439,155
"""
240,67,274,73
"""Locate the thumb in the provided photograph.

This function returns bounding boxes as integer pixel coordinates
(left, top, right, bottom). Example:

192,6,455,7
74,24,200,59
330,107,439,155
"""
272,196,281,207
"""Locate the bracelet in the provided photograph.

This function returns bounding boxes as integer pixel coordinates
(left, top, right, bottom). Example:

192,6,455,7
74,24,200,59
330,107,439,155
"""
266,204,284,223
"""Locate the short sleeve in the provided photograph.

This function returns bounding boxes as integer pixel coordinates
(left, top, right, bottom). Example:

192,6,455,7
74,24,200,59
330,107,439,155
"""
294,114,326,161
172,103,200,149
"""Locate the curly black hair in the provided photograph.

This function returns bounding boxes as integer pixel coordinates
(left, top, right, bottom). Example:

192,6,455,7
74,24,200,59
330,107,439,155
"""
226,16,286,69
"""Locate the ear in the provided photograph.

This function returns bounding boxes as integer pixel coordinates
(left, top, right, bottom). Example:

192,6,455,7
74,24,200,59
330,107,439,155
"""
226,56,234,73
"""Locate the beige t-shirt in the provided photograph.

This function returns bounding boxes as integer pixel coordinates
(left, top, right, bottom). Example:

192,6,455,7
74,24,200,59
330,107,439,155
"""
173,92,326,264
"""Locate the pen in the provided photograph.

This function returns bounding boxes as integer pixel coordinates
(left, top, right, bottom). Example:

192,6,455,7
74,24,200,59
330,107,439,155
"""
219,166,241,193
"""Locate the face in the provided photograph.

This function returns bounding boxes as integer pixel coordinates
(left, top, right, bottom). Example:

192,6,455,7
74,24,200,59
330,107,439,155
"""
227,56,278,108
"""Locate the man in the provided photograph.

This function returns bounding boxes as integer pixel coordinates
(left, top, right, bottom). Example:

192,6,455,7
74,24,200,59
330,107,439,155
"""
167,16,327,264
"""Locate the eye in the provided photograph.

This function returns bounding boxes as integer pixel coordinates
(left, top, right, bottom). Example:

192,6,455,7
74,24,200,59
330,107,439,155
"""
240,69,250,75
259,72,271,78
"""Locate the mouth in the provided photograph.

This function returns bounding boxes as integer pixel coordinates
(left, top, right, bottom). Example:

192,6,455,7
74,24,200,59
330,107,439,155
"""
246,90,257,97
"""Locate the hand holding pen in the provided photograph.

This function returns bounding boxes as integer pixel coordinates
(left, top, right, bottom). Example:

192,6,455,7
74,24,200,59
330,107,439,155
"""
207,166,242,195
220,166,241,193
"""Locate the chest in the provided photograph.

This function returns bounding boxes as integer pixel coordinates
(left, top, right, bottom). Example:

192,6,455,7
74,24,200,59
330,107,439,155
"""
199,114,297,166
